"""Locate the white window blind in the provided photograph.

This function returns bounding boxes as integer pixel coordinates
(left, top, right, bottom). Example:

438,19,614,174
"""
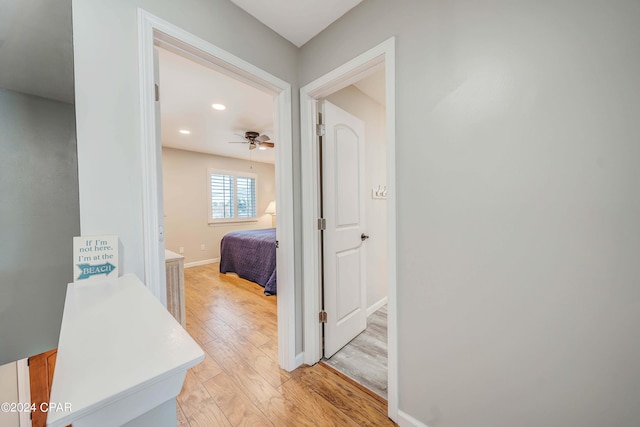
208,169,257,223
237,176,256,218
210,174,234,219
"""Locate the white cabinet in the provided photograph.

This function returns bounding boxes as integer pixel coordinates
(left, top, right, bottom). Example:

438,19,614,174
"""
47,274,203,427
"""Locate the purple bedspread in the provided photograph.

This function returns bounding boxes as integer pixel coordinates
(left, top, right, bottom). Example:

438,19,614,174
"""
219,228,277,295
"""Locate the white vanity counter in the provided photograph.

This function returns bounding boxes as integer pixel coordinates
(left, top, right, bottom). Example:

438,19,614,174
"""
47,274,204,427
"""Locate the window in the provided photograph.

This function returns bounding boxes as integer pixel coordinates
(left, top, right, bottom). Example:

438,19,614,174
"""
208,169,257,223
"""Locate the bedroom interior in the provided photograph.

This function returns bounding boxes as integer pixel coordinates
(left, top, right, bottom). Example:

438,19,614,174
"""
158,44,278,288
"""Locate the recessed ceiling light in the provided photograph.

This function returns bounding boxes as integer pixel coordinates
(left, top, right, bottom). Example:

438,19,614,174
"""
211,103,226,111
179,129,191,135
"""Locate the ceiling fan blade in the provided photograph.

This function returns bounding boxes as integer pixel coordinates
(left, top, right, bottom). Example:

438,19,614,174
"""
259,141,275,148
249,143,257,150
227,141,248,144
255,134,271,143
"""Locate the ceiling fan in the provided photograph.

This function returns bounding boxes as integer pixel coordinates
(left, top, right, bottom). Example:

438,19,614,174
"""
228,131,275,150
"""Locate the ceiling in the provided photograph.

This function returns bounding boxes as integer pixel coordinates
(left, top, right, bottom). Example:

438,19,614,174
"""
229,0,362,47
0,0,372,151
0,0,361,105
158,47,277,164
0,0,74,103
158,46,386,164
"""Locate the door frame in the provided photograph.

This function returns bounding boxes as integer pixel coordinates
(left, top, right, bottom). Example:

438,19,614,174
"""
300,37,398,420
137,9,297,371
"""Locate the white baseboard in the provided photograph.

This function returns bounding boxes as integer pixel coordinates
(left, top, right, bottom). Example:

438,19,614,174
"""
184,258,219,268
367,296,388,317
294,352,304,369
398,410,428,427
16,358,31,427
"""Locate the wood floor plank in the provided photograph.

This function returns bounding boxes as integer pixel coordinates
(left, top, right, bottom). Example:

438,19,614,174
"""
186,322,218,346
187,402,234,427
279,376,360,427
177,370,231,427
258,338,278,362
176,402,190,427
294,365,394,426
178,263,397,427
202,315,237,341
201,339,281,400
235,325,271,350
204,372,273,427
193,353,224,383
203,357,314,427
222,335,291,388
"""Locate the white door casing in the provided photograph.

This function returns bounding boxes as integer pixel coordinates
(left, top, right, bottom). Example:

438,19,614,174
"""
300,37,396,420
153,47,167,277
322,100,367,358
138,10,297,371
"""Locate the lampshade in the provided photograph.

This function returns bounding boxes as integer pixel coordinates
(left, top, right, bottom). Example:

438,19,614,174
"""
265,200,276,215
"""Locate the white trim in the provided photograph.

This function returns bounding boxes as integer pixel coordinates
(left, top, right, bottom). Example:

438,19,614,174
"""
184,258,219,268
398,410,429,427
137,9,296,372
16,358,31,427
138,9,165,307
294,352,304,369
300,37,398,421
367,296,388,317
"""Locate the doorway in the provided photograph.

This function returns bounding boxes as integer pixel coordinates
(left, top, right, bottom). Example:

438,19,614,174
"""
318,83,389,399
137,10,296,371
300,37,397,420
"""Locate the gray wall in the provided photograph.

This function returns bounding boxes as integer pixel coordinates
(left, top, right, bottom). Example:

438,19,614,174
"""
0,89,79,365
71,0,303,352
301,0,640,425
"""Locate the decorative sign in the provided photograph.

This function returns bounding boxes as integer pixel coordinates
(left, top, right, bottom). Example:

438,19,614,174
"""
73,236,119,282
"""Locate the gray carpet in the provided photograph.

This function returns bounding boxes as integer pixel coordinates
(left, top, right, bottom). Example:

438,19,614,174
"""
323,305,388,398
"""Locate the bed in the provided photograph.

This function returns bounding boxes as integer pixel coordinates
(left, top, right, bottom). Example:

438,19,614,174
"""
219,228,277,295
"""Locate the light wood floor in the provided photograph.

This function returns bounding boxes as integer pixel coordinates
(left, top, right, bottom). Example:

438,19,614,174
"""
178,263,396,426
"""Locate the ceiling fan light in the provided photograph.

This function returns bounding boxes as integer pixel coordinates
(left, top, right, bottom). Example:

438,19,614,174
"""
258,145,267,150
211,103,226,111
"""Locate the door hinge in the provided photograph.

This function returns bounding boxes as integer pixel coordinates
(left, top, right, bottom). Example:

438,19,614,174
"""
317,218,326,230
154,83,160,102
275,240,279,248
316,123,325,136
319,310,327,323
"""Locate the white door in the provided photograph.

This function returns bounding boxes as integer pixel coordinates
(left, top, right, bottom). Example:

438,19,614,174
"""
322,100,367,358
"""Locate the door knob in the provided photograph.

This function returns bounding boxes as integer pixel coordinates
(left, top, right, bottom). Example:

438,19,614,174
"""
361,233,369,241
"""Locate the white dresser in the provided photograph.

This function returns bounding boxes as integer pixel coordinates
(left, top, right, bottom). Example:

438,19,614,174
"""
165,249,186,327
